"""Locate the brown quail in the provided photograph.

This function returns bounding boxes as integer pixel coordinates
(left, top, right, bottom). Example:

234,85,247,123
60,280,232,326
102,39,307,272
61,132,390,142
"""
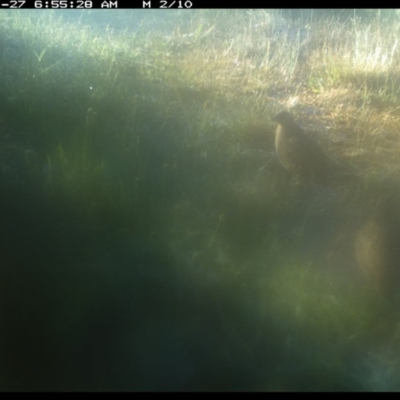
355,200,400,298
273,111,329,185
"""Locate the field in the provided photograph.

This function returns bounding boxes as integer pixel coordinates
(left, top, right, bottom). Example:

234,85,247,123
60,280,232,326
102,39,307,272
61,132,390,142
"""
1,9,400,391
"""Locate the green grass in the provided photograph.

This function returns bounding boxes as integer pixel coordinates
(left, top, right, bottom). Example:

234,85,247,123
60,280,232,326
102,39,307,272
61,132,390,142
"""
2,9,400,391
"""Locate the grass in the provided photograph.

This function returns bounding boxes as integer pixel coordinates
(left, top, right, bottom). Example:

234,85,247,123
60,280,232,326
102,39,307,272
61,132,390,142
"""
1,8,400,391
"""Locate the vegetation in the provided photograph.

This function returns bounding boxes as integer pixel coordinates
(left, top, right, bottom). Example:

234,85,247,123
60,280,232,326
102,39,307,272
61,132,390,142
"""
1,9,400,391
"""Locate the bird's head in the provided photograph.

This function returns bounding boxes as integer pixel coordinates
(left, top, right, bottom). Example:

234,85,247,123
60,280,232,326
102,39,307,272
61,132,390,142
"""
272,111,295,124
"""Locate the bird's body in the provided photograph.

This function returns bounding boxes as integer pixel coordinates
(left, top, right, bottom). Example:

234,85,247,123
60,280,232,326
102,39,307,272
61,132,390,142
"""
355,202,400,298
273,111,329,185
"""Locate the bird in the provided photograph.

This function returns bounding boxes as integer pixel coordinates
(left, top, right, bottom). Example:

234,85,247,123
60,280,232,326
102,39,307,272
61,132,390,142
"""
272,111,329,185
355,199,400,299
